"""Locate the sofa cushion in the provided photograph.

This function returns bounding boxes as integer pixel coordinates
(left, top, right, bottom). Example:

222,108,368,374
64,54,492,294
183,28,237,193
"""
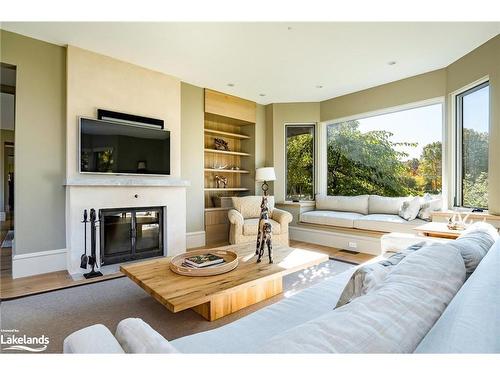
232,196,275,219
315,195,369,215
369,195,410,215
353,214,426,234
335,242,426,308
259,244,466,353
63,324,125,354
449,222,499,277
115,318,178,354
243,218,281,235
415,238,500,353
300,210,363,228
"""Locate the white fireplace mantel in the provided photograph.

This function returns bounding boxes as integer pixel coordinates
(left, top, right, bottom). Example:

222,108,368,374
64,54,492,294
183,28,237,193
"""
64,176,190,187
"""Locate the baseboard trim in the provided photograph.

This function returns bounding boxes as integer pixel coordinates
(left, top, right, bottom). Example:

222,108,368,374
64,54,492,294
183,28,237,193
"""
186,231,206,249
12,248,67,279
290,226,381,256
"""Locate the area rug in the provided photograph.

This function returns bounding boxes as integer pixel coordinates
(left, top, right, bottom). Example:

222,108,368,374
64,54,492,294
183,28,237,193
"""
1,230,14,248
0,259,353,353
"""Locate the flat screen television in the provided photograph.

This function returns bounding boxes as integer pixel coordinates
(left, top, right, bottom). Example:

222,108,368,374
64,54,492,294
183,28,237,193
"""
79,117,170,175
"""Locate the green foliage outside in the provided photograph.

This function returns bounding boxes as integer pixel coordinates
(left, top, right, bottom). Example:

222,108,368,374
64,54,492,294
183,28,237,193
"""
286,132,314,200
326,121,441,197
286,120,488,207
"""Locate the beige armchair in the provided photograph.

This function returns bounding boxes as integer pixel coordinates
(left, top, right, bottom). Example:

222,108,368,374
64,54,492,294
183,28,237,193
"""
228,196,293,245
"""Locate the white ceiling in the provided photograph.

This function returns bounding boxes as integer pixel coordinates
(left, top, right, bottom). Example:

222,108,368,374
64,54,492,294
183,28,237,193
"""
2,22,499,104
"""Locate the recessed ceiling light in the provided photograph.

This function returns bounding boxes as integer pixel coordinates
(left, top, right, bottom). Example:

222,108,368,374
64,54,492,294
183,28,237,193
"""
387,61,397,66
316,85,323,89
227,83,235,87
259,93,266,97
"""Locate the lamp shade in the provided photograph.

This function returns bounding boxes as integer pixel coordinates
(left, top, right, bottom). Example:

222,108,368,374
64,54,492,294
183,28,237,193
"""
255,167,276,182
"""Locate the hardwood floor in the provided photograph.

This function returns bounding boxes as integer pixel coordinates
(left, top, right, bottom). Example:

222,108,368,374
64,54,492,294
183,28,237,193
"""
0,238,375,300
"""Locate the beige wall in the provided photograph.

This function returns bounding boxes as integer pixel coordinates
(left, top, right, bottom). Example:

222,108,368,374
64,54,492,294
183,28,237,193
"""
446,35,500,214
181,82,205,232
66,46,181,181
320,68,447,122
0,30,66,255
267,102,320,202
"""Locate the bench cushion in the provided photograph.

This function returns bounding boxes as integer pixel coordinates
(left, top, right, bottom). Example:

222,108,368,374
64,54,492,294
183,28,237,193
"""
369,195,410,215
300,210,363,228
353,214,425,233
316,195,369,215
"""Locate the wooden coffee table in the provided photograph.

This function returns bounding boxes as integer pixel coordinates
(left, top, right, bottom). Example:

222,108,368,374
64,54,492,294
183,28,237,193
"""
120,244,328,321
414,222,462,239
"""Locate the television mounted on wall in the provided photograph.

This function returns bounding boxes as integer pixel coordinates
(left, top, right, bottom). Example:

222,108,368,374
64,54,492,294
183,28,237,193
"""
79,117,171,175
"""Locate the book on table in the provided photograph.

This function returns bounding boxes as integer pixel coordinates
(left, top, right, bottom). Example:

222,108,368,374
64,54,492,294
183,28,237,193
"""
183,253,225,268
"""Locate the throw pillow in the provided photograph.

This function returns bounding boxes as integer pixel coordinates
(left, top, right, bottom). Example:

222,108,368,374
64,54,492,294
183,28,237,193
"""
335,242,426,308
398,197,421,221
417,198,441,221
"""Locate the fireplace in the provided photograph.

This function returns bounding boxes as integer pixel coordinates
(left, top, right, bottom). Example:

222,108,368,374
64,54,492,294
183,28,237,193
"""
100,206,164,265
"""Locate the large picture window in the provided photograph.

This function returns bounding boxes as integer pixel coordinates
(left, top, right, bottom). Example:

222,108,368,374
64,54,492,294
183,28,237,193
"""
285,124,315,201
455,81,489,209
326,103,443,197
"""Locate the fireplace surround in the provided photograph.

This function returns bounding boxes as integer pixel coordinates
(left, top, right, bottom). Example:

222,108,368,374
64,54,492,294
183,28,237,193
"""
100,206,164,265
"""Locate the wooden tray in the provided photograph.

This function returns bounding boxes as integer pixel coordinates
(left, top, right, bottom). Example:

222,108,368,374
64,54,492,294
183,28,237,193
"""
169,249,239,277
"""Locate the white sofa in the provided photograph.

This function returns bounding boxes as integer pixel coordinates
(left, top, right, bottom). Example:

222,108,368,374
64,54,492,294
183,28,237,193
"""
300,194,435,234
64,227,500,353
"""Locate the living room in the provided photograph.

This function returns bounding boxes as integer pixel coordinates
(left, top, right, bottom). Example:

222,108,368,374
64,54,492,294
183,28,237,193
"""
1,0,500,372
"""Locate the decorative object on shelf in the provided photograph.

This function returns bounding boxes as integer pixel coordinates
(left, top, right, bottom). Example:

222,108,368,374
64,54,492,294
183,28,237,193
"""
169,249,239,276
212,164,228,170
215,175,228,188
214,138,230,151
447,212,472,231
230,166,240,170
255,167,277,263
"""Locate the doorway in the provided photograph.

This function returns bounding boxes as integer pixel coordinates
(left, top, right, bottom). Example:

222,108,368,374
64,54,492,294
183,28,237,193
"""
1,63,16,279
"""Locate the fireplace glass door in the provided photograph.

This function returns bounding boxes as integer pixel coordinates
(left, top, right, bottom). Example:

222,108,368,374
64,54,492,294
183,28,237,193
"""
100,207,163,265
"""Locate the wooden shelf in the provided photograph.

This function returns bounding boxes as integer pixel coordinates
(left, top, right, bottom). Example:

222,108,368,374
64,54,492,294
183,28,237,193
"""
204,128,250,140
204,187,250,192
204,168,249,174
204,148,250,156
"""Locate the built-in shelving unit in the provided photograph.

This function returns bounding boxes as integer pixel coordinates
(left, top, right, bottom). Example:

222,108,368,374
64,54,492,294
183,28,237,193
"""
204,168,250,174
204,148,251,156
204,128,250,139
203,89,257,244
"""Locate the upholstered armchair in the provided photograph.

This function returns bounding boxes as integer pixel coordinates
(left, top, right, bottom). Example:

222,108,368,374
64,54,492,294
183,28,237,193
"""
228,196,293,245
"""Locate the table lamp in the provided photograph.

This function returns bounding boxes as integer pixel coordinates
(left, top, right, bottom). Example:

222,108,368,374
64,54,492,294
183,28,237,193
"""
255,167,276,196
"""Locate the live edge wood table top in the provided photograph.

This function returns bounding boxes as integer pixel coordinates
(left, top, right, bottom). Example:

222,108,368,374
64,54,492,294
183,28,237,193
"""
120,244,328,321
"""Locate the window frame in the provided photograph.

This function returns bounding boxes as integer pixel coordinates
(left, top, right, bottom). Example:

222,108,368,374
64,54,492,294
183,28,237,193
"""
321,97,445,199
284,123,316,202
454,80,490,209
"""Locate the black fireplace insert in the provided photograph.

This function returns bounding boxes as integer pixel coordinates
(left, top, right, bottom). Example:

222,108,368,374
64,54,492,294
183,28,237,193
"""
99,206,164,265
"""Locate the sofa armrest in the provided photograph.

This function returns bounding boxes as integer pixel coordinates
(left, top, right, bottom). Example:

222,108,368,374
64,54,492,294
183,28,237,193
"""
272,208,293,228
228,209,244,226
115,318,178,353
63,324,124,353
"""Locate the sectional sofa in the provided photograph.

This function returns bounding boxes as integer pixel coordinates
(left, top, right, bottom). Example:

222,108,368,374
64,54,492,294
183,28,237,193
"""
64,224,500,353
299,194,441,234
